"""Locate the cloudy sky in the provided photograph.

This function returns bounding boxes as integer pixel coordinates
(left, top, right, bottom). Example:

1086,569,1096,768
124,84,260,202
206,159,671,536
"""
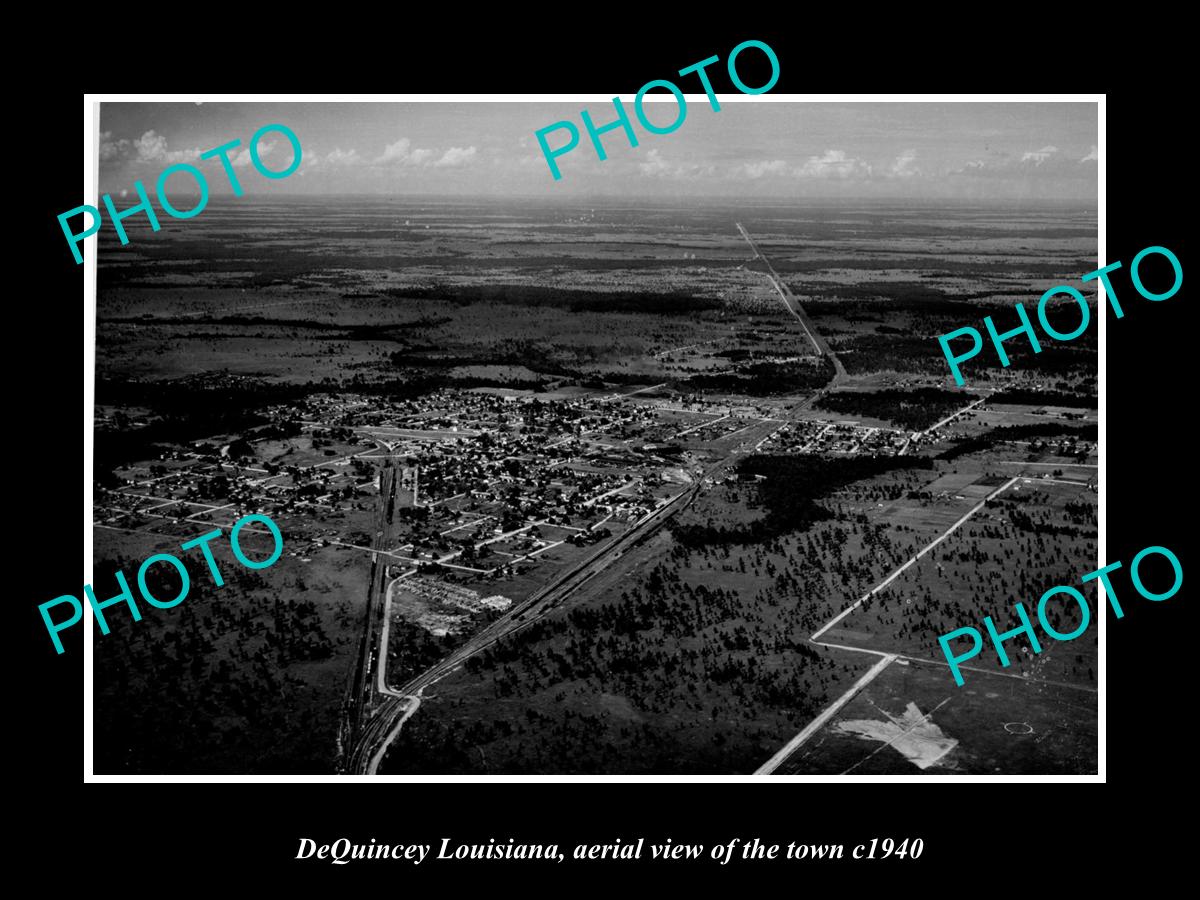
98,101,1098,201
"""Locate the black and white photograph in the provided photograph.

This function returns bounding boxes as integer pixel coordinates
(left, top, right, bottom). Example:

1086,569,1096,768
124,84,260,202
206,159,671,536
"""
81,98,1106,777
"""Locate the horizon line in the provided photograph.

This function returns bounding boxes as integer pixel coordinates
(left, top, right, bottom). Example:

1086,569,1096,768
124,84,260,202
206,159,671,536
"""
100,193,1098,207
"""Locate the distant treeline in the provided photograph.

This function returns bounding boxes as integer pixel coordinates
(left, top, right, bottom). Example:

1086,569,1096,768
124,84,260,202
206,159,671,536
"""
98,315,451,338
829,333,948,376
801,290,1097,382
815,387,979,431
776,257,1089,277
385,285,723,315
798,284,984,311
988,388,1097,408
388,339,621,394
1006,346,1098,377
1006,508,1093,539
937,423,1097,461
351,371,551,396
390,339,582,379
676,359,835,397
670,454,932,547
597,371,671,386
831,333,1096,379
97,376,312,413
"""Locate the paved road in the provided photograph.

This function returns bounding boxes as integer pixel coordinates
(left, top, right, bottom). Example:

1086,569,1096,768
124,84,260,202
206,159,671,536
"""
755,475,1096,775
736,222,848,385
756,477,1021,774
755,654,897,775
348,491,693,773
917,395,989,438
346,430,768,773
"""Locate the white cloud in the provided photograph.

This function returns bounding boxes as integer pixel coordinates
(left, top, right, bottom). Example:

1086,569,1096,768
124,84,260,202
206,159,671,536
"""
374,138,478,168
1080,145,1098,163
297,147,365,176
888,148,919,178
433,146,477,167
376,138,410,163
1020,145,1059,164
952,145,1094,180
99,131,130,162
231,140,276,169
99,129,201,165
133,130,201,164
731,149,894,181
736,159,791,179
376,138,434,165
290,138,479,175
640,149,672,177
133,130,168,160
515,152,552,170
796,149,872,178
639,149,714,178
324,147,364,166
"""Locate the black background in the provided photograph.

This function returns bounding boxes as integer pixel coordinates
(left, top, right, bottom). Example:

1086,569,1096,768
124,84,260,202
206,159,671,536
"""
20,23,1189,887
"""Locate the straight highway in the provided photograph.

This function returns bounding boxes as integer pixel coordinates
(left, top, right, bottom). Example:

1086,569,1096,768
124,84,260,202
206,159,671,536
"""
736,222,848,385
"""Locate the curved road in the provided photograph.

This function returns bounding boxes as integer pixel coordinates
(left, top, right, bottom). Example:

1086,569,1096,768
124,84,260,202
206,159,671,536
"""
347,449,753,774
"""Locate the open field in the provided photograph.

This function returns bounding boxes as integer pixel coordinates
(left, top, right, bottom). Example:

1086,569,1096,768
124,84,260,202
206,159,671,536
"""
773,657,1097,775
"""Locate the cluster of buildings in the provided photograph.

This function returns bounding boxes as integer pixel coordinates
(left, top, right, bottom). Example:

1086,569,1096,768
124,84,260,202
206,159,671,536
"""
96,386,850,638
760,419,910,457
391,576,513,637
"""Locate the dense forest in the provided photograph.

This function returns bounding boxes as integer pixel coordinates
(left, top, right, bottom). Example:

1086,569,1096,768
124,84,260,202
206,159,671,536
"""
97,313,451,340
93,376,315,479
988,388,1097,407
385,618,466,688
677,359,835,397
94,556,345,773
815,387,979,430
806,293,1098,384
670,454,932,547
389,284,725,315
379,493,946,775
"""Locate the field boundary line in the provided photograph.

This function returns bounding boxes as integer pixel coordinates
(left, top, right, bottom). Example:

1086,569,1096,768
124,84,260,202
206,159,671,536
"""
812,476,1020,642
760,475,1023,774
